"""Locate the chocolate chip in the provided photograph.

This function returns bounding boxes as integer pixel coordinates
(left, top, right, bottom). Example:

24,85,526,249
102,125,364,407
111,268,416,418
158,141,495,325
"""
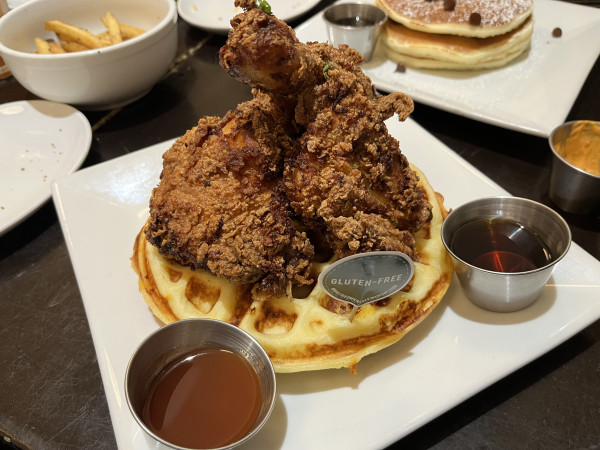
444,0,456,11
395,63,406,73
469,12,482,26
552,27,562,38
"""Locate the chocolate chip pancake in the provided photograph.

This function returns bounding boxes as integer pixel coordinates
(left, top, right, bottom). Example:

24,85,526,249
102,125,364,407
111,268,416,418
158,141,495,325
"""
381,15,533,70
375,0,533,70
132,165,453,373
375,0,533,38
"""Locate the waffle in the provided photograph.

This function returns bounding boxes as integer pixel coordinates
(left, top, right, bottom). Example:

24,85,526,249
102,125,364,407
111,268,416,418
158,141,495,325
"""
131,166,453,373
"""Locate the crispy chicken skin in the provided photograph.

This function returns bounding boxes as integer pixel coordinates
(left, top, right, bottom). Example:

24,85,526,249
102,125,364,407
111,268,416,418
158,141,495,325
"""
219,1,322,96
147,0,432,297
283,44,429,258
146,93,314,297
221,0,431,258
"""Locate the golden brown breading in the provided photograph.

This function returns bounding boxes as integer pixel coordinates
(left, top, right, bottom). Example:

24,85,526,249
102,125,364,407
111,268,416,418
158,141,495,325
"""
283,85,430,257
219,3,431,260
219,2,322,96
147,0,432,298
146,93,313,297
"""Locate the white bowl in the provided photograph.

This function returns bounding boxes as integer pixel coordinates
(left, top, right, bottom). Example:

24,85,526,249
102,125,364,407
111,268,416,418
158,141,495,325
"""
0,0,177,110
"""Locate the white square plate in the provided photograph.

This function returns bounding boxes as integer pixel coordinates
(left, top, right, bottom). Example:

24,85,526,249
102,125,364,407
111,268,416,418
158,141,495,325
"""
52,118,600,449
295,0,600,137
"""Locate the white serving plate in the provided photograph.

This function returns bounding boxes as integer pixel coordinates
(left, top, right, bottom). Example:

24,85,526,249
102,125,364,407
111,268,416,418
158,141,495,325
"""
295,0,600,137
0,100,91,235
178,0,323,34
52,118,600,449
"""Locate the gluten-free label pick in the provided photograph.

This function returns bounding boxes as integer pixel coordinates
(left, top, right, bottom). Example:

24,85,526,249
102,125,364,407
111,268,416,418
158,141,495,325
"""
318,251,414,307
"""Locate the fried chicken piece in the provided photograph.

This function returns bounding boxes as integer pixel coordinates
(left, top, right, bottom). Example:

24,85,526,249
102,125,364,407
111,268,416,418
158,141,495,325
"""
147,1,431,300
284,99,428,258
220,1,432,259
146,92,313,297
219,0,323,96
284,46,430,258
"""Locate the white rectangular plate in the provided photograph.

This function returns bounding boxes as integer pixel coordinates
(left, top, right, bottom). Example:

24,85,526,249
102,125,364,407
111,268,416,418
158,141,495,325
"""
52,118,600,449
295,0,600,137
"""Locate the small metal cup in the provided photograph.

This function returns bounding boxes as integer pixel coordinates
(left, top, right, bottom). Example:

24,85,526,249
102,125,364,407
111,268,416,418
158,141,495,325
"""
441,197,571,313
548,120,600,215
323,3,387,61
125,318,276,450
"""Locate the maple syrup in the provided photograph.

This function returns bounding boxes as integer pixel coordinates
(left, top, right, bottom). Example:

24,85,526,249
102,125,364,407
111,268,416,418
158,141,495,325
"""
451,218,551,273
141,348,261,449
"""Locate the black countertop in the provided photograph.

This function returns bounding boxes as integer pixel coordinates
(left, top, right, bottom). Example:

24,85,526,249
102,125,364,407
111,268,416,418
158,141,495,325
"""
1,2,599,449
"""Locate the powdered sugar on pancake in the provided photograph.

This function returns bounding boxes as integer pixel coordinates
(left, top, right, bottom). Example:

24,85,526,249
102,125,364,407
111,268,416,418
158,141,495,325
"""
376,0,533,37
380,0,531,26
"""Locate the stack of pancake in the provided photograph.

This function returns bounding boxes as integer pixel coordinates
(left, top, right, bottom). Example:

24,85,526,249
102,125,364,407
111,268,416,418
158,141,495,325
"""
375,0,534,70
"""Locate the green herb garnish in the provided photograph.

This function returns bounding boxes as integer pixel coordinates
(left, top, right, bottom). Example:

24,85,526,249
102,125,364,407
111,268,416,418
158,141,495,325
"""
255,0,272,14
323,62,332,79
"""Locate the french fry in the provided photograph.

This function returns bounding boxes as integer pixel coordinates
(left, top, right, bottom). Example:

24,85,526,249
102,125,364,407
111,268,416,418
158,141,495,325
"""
100,17,144,40
60,41,89,52
44,20,105,49
55,32,88,49
33,13,145,54
34,37,52,54
95,31,113,46
102,11,122,44
117,23,145,39
48,41,66,53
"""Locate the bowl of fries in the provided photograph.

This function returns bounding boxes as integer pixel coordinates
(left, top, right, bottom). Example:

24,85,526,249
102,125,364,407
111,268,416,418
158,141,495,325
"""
0,0,177,110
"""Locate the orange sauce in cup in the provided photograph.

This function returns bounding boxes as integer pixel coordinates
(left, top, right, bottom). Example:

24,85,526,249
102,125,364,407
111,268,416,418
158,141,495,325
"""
142,348,261,449
555,121,600,176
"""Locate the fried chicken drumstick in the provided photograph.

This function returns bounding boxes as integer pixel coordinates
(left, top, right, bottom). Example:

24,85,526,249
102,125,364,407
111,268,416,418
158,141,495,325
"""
146,0,432,298
220,0,432,257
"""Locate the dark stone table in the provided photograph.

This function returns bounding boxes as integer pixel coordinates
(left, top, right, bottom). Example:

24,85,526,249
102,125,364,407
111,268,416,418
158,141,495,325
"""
1,2,598,449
